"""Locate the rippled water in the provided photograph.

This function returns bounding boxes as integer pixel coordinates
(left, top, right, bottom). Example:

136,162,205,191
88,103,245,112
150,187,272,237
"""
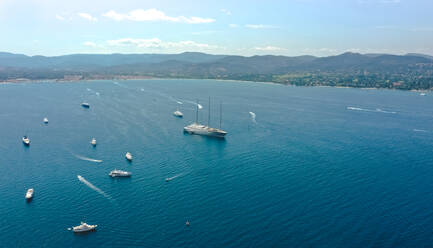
0,79,432,247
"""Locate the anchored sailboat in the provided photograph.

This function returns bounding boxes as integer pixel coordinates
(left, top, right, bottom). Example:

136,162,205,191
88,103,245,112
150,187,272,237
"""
184,97,227,138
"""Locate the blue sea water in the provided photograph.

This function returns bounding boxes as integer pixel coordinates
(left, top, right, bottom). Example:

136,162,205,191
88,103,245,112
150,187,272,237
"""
0,79,432,247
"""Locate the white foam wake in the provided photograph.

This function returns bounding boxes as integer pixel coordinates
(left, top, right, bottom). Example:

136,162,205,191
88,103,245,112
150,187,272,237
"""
413,129,428,133
74,154,103,163
184,100,203,109
249,112,257,123
77,175,112,200
347,106,396,114
165,173,183,181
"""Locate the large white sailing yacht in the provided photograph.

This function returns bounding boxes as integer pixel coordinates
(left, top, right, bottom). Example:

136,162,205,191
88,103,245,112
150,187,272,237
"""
183,97,227,138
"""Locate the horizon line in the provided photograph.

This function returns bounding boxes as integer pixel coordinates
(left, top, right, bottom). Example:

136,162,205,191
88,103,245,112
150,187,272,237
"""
1,50,432,58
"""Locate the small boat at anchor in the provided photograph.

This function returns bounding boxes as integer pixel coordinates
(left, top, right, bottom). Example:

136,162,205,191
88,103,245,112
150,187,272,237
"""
22,136,30,146
173,110,183,118
43,117,49,124
25,188,34,200
125,152,133,161
70,222,97,233
91,138,97,146
109,169,131,177
81,103,90,108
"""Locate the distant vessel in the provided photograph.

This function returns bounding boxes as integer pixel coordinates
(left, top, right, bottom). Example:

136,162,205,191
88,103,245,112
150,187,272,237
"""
43,117,48,124
125,152,133,161
420,93,426,96
22,136,30,146
91,138,97,146
71,222,97,233
109,169,132,177
173,110,183,118
81,103,90,108
25,188,34,200
184,98,227,138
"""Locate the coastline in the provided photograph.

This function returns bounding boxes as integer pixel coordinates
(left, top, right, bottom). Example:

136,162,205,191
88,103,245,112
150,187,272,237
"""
1,77,431,92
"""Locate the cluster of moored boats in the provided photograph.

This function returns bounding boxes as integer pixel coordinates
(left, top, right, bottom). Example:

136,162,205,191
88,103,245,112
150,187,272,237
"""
22,98,225,233
22,102,137,233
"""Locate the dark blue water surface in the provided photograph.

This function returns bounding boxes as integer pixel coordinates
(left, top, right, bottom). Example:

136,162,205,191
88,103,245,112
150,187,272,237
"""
0,79,432,247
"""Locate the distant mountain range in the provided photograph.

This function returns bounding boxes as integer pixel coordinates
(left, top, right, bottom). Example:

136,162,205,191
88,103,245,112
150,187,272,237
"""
1,51,432,90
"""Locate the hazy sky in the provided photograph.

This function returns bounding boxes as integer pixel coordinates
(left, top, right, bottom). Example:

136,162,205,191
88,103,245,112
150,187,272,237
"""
1,0,432,56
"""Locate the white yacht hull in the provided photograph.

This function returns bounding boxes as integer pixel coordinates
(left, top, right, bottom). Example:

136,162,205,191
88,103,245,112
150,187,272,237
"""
73,226,97,232
184,124,227,138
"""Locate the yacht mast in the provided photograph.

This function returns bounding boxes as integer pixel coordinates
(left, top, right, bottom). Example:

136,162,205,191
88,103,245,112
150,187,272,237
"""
220,101,222,129
195,100,199,123
208,97,211,127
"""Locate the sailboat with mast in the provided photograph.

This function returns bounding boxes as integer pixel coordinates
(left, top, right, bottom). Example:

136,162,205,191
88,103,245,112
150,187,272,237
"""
184,97,227,138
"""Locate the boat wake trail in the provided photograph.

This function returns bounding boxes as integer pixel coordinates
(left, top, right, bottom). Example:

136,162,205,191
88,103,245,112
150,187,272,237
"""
86,88,100,97
347,106,396,114
249,112,257,123
74,154,103,163
165,173,184,182
413,129,428,133
113,81,129,89
77,175,112,200
184,100,203,109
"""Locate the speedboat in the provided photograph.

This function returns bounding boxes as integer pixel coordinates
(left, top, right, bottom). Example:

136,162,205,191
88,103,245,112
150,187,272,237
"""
91,138,97,146
71,222,97,233
22,136,30,146
43,117,49,124
109,169,131,177
125,152,133,161
81,103,90,108
173,110,183,118
25,188,34,200
420,93,426,96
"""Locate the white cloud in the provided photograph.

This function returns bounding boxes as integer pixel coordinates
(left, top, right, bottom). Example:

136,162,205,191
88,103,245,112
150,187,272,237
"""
107,38,162,48
220,9,231,15
411,27,433,32
55,14,65,21
105,38,216,49
381,0,400,3
228,24,239,28
78,12,97,22
102,9,215,24
245,24,278,29
83,41,98,47
254,46,285,51
191,30,218,35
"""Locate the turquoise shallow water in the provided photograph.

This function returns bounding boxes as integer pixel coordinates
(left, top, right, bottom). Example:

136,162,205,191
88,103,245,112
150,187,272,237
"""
0,79,432,247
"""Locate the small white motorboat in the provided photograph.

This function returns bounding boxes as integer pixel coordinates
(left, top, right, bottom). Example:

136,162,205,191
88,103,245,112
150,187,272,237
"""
43,117,49,124
26,188,34,200
125,152,133,161
420,93,426,96
173,110,183,118
91,138,97,146
81,102,90,108
109,169,132,177
22,136,30,146
70,222,97,233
